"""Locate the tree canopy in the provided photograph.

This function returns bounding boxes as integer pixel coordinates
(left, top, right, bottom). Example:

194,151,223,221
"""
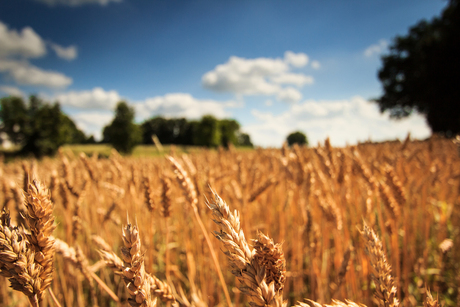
0,96,87,157
286,131,308,146
375,0,460,135
102,101,142,154
141,115,253,148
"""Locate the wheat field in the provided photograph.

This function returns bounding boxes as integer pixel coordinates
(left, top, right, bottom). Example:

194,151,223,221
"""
0,135,458,307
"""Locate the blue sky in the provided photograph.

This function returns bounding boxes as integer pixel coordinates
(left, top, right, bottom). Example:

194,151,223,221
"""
0,0,448,146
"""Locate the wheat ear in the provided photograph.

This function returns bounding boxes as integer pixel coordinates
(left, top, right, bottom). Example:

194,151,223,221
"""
0,209,41,307
121,221,157,307
207,191,286,307
22,179,56,302
424,289,440,307
360,222,399,307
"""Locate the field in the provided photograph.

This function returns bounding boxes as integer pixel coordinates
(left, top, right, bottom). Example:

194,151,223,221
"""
0,136,458,307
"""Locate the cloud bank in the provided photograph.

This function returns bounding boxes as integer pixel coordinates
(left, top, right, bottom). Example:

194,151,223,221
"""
54,87,121,109
0,59,72,88
52,88,236,141
244,96,430,147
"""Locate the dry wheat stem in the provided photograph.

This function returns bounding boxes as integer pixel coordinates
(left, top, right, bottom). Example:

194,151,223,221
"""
54,238,120,302
169,156,233,307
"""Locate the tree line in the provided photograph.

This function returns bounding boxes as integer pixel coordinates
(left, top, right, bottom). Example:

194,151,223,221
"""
0,97,253,157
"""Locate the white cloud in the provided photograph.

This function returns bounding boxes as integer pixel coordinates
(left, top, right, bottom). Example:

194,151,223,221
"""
284,51,309,68
0,59,72,88
276,87,302,103
0,21,46,58
271,73,314,87
0,22,75,89
54,87,121,109
34,0,121,6
202,53,314,102
364,39,388,57
50,43,77,60
70,111,113,140
244,96,430,147
0,85,25,97
135,93,233,121
311,60,321,70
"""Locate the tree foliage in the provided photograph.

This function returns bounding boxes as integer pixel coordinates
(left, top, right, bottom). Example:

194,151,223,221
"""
0,96,87,157
102,101,142,154
219,119,240,148
375,0,460,135
141,115,253,148
286,131,308,146
141,117,193,145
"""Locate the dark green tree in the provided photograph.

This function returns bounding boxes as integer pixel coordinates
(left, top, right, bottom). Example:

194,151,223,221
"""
219,119,240,148
375,0,460,135
141,117,192,145
139,115,252,148
237,132,253,147
286,131,308,146
102,101,141,154
0,96,28,144
85,135,96,144
0,95,87,157
193,115,221,147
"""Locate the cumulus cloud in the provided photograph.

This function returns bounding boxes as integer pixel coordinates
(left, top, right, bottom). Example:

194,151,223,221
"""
70,111,113,140
0,22,75,89
284,51,309,68
0,59,72,88
54,87,121,109
202,53,313,103
33,0,122,6
244,96,430,147
135,93,233,121
270,73,314,87
49,43,77,60
0,21,46,58
276,87,302,103
364,39,388,57
0,85,25,97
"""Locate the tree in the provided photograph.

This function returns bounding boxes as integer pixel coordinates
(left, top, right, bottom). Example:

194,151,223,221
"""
219,119,240,148
102,101,141,154
375,0,460,135
193,115,221,147
0,96,28,144
141,117,193,145
287,131,308,146
0,95,87,157
237,132,253,147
